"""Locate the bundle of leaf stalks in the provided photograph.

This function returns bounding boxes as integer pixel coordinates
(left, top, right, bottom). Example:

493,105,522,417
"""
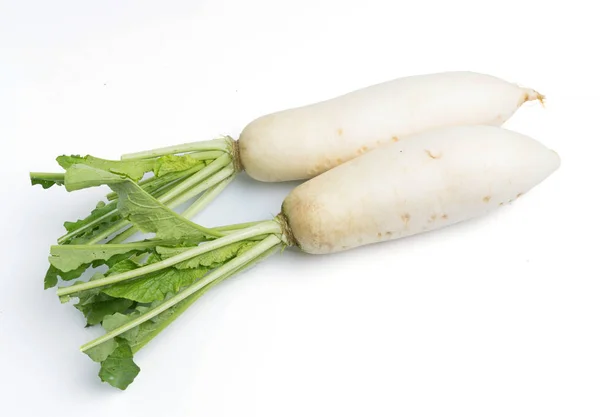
31,147,286,390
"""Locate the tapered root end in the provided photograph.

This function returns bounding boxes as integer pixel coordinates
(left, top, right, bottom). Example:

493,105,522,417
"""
522,89,546,107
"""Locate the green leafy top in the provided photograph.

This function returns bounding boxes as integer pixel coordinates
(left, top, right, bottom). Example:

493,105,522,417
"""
57,155,156,182
31,152,211,190
109,175,221,242
156,240,255,269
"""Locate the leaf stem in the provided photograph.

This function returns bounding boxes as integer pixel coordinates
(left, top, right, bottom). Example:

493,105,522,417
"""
58,221,282,297
213,220,266,232
166,165,234,208
105,225,138,244
81,234,282,352
30,172,65,181
84,219,129,245
131,243,281,353
181,175,235,219
120,138,230,161
51,240,170,253
156,154,231,203
184,150,226,161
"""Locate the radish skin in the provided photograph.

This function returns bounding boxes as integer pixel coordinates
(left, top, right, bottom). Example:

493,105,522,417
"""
282,125,560,254
239,71,543,182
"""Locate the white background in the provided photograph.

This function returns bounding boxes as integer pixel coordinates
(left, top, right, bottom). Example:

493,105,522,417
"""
1,0,598,415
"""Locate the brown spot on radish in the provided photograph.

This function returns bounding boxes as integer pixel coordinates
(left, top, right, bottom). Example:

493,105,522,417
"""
356,146,369,155
499,202,504,206
430,214,437,222
377,232,382,238
336,158,343,164
516,192,523,198
337,128,343,136
483,196,491,203
392,136,399,142
425,150,442,159
441,214,448,220
385,231,392,237
401,213,411,226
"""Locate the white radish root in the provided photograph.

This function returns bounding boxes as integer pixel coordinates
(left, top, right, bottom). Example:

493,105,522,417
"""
239,71,544,182
282,125,560,254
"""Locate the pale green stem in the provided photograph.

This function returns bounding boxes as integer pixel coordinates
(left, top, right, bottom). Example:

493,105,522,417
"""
167,165,234,208
131,243,281,353
213,220,266,232
120,138,230,161
84,219,129,245
182,175,235,218
30,172,65,182
108,218,269,245
51,240,178,253
185,150,226,161
57,221,282,297
81,234,282,352
106,225,137,244
156,154,231,203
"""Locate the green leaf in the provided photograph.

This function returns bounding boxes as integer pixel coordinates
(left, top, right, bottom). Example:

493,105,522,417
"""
156,241,255,269
110,179,215,242
59,259,141,305
44,263,91,289
58,163,218,242
102,312,141,343
154,154,205,177
57,155,155,182
98,338,140,390
107,258,141,274
49,245,145,273
101,301,177,354
63,200,117,233
69,217,124,245
127,306,177,353
31,178,63,189
71,267,137,326
64,164,126,191
85,338,118,362
44,265,59,289
59,201,122,245
75,295,134,326
49,239,165,273
102,266,207,303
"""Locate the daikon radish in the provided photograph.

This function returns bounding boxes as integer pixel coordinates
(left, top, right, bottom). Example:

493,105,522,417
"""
238,71,544,181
